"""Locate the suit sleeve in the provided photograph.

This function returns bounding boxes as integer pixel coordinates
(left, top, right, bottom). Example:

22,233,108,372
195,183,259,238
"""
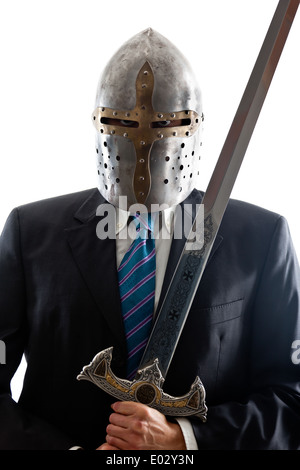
0,209,76,449
191,216,300,449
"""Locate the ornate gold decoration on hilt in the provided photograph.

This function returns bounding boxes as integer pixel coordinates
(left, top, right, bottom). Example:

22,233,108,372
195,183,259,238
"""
77,347,207,422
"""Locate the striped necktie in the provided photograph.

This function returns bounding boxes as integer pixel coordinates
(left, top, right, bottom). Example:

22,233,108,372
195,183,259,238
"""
118,213,156,380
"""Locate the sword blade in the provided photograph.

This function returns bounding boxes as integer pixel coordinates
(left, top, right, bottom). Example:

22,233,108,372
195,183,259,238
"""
139,0,299,378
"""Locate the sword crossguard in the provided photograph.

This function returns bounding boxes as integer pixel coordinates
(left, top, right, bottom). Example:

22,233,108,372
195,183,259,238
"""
77,347,207,422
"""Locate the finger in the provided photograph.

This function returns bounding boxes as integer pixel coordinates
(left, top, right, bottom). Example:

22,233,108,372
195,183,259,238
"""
96,442,120,450
106,433,132,451
109,410,136,428
111,401,149,416
107,423,130,440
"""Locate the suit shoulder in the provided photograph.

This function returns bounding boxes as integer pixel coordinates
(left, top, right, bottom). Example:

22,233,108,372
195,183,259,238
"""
15,188,100,226
194,189,282,225
221,196,287,244
226,197,282,223
18,188,97,210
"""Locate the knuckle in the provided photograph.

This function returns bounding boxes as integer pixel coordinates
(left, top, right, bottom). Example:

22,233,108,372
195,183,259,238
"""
106,423,112,434
132,417,146,433
143,406,152,419
109,412,118,424
132,436,144,450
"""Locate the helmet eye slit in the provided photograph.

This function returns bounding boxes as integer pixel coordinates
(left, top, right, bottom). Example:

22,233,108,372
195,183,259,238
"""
100,117,139,128
151,118,191,128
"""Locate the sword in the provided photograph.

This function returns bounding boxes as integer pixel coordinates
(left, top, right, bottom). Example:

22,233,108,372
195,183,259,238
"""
77,0,299,422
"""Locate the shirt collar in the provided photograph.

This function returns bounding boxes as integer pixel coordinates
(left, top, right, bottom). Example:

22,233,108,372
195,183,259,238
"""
115,206,175,236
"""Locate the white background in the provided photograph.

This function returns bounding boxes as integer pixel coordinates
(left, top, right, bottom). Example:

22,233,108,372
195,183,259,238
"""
0,0,299,399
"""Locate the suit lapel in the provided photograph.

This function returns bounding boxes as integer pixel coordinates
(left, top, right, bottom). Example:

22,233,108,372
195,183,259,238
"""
64,190,126,351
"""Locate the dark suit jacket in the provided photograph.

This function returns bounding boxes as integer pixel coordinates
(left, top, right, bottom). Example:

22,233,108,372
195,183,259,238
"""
0,188,299,449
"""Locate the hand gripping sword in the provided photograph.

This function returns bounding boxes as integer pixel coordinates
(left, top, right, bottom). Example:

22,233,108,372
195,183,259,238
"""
77,0,299,422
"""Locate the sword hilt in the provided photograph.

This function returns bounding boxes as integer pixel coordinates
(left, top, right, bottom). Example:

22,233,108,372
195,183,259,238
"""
77,347,207,422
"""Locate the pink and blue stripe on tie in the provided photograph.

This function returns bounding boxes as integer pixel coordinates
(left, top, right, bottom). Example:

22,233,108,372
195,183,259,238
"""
118,213,156,380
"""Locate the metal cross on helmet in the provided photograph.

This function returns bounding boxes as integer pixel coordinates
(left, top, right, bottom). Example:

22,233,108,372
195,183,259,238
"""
92,28,204,212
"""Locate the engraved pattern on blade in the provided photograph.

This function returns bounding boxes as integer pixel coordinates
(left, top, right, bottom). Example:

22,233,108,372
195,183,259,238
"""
140,213,215,376
77,347,207,421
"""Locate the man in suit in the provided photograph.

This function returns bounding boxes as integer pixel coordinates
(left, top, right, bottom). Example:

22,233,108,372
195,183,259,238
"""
0,29,300,450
